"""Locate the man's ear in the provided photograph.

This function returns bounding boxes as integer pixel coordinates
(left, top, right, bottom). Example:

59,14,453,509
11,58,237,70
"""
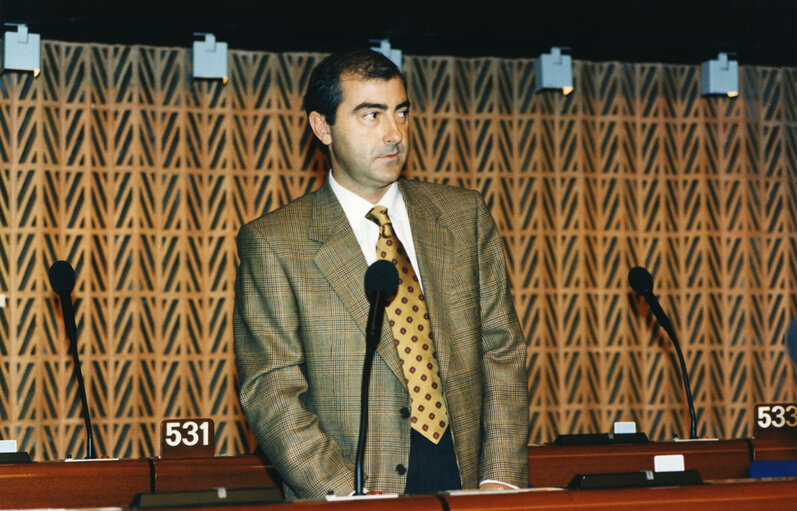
308,111,332,146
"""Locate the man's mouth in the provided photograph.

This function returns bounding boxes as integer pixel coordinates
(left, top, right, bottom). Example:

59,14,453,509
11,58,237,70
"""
378,146,401,159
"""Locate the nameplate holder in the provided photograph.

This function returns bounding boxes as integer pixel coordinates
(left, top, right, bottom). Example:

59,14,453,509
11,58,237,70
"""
0,452,31,464
160,418,215,458
568,469,702,490
754,403,797,442
553,432,649,445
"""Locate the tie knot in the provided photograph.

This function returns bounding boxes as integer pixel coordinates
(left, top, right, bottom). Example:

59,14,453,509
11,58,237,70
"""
366,206,391,227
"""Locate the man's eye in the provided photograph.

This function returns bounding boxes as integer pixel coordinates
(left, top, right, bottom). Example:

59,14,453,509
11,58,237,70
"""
364,112,378,120
397,110,410,118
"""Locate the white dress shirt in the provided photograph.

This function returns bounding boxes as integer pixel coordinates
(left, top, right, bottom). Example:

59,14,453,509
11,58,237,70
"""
328,171,424,290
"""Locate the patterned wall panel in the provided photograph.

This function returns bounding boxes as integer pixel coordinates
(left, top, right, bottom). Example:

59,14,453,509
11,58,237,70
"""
0,41,795,460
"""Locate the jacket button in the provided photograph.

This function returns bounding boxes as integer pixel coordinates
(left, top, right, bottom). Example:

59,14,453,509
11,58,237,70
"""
399,407,410,419
396,464,407,475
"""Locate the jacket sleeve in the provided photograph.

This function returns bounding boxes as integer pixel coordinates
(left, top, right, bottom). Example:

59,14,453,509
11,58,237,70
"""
474,195,530,488
233,222,354,499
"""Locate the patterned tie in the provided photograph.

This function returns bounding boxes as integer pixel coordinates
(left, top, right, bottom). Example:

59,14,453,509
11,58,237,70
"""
366,206,449,444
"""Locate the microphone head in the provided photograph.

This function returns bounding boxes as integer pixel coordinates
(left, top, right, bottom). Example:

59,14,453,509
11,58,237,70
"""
48,260,76,295
788,318,797,367
364,260,399,300
628,266,654,296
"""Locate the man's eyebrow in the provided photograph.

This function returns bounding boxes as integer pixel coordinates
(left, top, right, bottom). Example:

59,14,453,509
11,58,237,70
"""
353,102,387,112
352,100,412,112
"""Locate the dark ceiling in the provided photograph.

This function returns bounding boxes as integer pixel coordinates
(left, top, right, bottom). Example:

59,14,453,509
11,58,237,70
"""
2,0,796,67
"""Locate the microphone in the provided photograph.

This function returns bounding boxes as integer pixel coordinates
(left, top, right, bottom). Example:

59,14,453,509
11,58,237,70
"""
355,260,399,495
629,266,698,439
49,261,77,341
48,261,95,458
787,318,797,367
364,260,400,344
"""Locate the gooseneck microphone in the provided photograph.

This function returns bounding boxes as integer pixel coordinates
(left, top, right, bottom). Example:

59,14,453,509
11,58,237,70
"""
355,260,399,495
629,266,698,439
48,260,95,459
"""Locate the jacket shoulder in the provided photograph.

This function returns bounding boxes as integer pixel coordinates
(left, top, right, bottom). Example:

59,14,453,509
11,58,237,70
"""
400,178,481,203
239,189,319,239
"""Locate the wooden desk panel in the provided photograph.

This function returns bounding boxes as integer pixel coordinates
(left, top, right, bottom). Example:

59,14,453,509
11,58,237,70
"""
162,479,797,511
152,455,280,492
175,495,445,511
753,437,797,461
527,439,752,487
157,440,757,491
0,459,151,509
442,478,797,511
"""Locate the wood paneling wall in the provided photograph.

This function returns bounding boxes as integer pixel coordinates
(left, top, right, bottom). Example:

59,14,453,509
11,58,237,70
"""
0,41,795,460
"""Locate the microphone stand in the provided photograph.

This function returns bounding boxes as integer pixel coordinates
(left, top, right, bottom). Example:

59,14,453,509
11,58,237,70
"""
59,292,95,459
50,261,95,459
641,292,698,439
355,289,388,495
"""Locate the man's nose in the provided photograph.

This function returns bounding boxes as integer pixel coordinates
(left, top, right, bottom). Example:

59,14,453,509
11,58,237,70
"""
383,114,403,145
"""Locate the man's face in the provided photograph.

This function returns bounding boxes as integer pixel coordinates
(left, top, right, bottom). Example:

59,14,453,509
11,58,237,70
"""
310,75,410,203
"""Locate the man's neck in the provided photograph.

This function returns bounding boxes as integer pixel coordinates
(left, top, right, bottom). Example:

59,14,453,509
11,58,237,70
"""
329,170,395,204
328,171,403,225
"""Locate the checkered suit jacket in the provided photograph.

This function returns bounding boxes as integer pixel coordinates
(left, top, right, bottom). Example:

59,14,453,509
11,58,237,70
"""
234,177,528,499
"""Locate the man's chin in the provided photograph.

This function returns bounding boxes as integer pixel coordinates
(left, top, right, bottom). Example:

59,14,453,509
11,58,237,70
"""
374,160,406,179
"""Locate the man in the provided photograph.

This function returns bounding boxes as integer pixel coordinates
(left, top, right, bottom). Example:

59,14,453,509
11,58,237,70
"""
234,49,528,499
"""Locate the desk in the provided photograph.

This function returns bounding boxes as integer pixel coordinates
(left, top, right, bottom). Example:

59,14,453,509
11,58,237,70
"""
442,479,797,510
138,479,797,511
1,438,795,509
151,440,757,491
527,439,752,486
0,458,151,509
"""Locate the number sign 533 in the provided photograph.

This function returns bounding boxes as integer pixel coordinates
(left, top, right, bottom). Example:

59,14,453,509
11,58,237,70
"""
754,404,797,441
757,404,797,429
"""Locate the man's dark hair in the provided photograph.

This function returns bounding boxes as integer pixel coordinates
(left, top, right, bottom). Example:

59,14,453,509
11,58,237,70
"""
304,49,404,125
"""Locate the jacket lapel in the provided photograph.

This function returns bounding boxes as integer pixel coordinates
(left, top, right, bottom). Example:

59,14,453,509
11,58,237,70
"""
310,180,405,384
310,181,370,333
399,180,452,381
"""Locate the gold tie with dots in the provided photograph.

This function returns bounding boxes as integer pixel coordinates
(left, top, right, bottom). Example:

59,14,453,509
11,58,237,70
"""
366,206,449,444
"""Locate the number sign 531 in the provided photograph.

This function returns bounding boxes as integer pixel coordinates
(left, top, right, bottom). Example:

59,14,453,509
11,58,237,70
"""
754,404,797,441
160,418,215,458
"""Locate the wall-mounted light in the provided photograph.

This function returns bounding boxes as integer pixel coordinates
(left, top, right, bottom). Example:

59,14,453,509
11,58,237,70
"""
1,24,41,77
535,47,573,95
192,33,228,83
371,39,402,71
701,52,738,97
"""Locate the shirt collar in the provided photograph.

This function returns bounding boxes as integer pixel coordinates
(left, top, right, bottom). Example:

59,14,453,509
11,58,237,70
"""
328,170,403,225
